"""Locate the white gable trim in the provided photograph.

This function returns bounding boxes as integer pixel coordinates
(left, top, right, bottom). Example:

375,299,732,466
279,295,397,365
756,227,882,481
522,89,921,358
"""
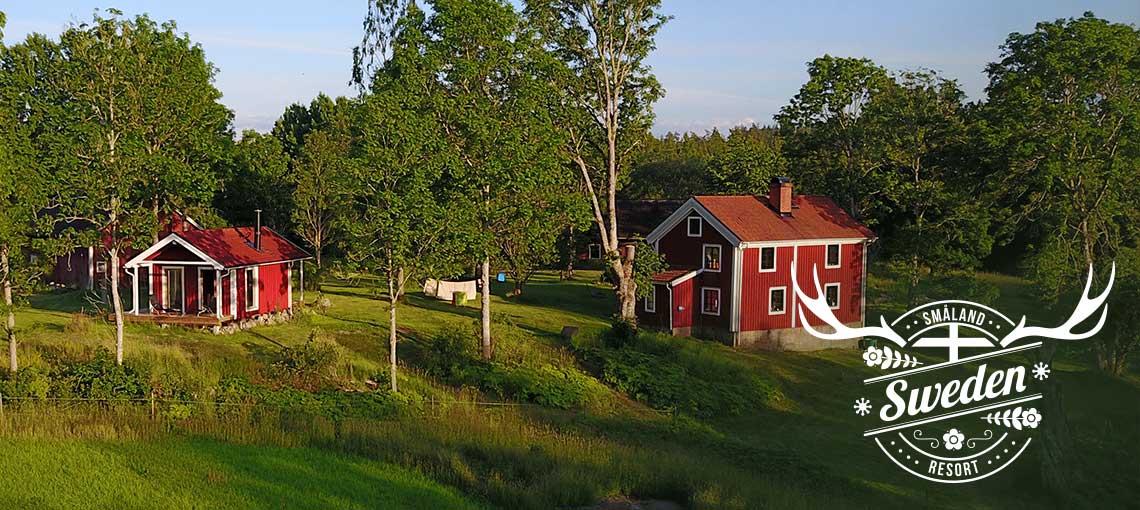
645,198,742,246
124,233,224,270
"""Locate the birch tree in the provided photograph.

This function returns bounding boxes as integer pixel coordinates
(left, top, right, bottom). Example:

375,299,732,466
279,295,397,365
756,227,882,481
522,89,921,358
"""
526,0,669,322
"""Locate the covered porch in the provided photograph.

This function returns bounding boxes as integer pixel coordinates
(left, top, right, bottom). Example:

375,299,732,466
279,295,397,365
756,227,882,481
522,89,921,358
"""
123,235,238,324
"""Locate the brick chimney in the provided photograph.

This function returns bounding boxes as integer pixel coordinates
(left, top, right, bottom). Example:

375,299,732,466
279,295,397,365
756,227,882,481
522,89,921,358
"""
769,177,793,216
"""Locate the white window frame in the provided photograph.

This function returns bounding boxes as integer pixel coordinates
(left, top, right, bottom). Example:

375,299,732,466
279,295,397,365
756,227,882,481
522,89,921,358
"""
701,287,721,316
824,282,841,310
759,246,776,273
702,243,722,273
825,243,842,269
95,261,107,274
768,286,787,315
163,266,185,313
587,243,602,260
687,216,702,237
644,289,656,313
244,266,259,312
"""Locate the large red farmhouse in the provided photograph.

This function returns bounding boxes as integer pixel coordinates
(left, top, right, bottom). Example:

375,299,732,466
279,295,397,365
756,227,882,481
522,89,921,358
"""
639,178,875,350
121,222,310,326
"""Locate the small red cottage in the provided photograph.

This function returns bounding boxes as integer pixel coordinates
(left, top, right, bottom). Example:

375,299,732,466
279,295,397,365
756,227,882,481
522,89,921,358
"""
121,222,310,326
639,178,876,351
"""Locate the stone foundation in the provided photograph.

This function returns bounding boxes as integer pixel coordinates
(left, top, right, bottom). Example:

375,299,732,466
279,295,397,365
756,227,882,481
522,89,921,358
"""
732,322,862,351
210,309,297,334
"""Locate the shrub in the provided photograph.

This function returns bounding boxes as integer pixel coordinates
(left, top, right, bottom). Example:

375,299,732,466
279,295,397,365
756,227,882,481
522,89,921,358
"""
268,331,342,391
603,317,638,349
0,367,51,399
215,377,411,420
421,328,476,380
52,348,149,400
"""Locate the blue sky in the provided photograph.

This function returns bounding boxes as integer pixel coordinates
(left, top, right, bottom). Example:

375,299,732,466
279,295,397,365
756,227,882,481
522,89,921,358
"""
3,1,1137,135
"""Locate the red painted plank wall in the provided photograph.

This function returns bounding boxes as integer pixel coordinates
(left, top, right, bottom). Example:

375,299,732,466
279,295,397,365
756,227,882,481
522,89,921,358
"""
672,278,694,329
740,242,864,332
657,215,733,331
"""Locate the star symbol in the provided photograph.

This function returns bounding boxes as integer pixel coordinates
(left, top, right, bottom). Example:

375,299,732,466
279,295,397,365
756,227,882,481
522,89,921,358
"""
1032,362,1051,380
853,397,872,416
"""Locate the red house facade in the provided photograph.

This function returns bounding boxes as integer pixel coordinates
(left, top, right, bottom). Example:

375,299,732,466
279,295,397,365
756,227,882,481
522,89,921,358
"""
121,223,310,326
638,178,875,350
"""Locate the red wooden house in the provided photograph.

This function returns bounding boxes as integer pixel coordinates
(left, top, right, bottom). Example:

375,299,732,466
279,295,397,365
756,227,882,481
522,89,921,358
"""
638,178,875,350
120,221,310,326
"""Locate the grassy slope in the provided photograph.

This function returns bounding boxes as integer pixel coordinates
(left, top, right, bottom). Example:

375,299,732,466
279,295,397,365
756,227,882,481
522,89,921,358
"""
13,269,1140,509
0,437,483,509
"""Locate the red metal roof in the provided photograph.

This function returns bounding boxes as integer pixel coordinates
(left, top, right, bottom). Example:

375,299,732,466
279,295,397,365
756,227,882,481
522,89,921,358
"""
169,227,311,267
650,268,698,283
694,195,875,243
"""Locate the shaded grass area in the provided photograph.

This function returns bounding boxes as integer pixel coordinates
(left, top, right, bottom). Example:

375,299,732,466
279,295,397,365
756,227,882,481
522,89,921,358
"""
0,436,483,510
6,268,1140,508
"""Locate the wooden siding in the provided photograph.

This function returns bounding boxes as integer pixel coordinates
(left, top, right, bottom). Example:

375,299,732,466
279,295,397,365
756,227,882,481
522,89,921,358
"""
636,283,671,330
672,278,694,329
657,214,733,331
741,242,863,332
258,263,291,314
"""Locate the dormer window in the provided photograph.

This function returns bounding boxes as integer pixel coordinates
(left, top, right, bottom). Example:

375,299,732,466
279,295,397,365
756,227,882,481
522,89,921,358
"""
687,216,702,237
703,244,722,272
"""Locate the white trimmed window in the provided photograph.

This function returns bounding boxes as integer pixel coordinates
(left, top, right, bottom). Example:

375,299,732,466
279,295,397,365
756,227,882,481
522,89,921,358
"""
95,261,107,273
701,287,720,315
759,246,776,272
768,286,787,315
825,283,840,310
644,289,656,313
687,216,702,237
244,267,259,311
826,243,841,268
587,244,602,259
703,244,722,272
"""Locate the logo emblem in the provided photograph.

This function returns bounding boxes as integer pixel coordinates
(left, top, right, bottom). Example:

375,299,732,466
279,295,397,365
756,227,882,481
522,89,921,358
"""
793,263,1113,483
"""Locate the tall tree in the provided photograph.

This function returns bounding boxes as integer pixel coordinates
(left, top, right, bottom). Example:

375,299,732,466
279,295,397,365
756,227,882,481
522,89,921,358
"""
46,11,232,364
706,130,786,196
527,0,669,322
350,4,465,391
216,131,293,230
293,128,352,276
776,55,893,224
0,13,57,372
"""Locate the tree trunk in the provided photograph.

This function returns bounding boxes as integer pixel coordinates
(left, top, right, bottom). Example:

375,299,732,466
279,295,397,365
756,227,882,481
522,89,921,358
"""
387,270,398,393
614,245,637,322
2,246,15,373
481,259,492,360
1038,339,1078,497
110,248,125,365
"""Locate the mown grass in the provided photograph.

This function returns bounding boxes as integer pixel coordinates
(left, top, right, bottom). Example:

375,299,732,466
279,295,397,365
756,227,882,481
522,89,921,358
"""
6,268,1140,509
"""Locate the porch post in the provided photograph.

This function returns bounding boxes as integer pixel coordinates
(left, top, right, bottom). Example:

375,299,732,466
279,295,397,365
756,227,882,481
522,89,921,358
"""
215,268,222,319
131,267,139,315
287,263,293,310
299,262,305,305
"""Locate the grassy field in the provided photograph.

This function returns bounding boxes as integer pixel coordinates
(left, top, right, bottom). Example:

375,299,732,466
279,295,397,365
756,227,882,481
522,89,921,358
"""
5,267,1139,509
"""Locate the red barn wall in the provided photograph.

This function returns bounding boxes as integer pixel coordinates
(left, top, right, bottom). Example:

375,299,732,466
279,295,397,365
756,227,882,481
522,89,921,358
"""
258,263,290,314
636,283,672,330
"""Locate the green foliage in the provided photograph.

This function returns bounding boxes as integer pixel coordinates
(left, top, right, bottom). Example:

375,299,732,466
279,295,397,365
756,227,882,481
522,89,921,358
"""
52,349,149,400
215,377,410,420
216,131,292,231
267,331,342,391
0,366,51,399
631,239,667,300
602,316,639,349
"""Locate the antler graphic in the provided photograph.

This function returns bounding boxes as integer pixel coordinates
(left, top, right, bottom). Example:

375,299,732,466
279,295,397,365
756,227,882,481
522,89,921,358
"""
792,262,906,347
1000,264,1114,347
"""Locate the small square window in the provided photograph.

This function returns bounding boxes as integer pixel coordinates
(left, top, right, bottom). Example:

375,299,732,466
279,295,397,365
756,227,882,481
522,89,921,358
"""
687,216,702,237
826,244,841,268
769,287,786,315
825,283,840,310
644,290,656,313
759,247,776,272
588,244,602,259
701,287,720,315
703,244,722,272
95,261,107,273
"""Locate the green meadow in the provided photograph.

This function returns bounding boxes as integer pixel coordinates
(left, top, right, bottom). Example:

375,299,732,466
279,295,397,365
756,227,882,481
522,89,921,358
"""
2,268,1137,509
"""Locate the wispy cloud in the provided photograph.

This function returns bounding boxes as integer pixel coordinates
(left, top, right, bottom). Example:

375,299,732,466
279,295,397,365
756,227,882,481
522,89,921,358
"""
195,33,350,57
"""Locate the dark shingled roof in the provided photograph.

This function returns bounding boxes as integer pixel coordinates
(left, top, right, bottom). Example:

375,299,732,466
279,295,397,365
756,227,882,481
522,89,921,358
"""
616,200,685,240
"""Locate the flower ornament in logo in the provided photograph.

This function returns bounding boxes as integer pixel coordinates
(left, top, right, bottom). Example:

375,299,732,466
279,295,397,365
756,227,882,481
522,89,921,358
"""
942,429,965,451
854,398,872,416
1021,408,1041,429
1031,362,1051,380
862,346,883,367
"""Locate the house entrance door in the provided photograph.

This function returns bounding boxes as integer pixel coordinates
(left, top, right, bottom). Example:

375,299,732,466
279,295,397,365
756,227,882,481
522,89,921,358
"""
164,267,184,313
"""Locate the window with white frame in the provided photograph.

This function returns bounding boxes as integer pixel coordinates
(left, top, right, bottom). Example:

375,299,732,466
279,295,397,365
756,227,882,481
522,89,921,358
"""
244,267,259,311
826,243,841,268
825,283,840,310
644,288,656,312
95,261,107,273
587,244,602,259
759,246,776,272
768,287,786,315
687,216,702,237
701,287,720,315
703,244,722,272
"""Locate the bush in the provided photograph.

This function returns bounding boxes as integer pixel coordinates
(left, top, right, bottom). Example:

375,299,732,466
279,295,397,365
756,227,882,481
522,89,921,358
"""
0,367,51,399
215,377,411,420
267,331,342,391
52,348,149,400
603,317,638,349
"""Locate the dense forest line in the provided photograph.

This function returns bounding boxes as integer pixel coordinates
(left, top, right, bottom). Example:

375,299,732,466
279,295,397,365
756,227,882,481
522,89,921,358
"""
0,5,1137,377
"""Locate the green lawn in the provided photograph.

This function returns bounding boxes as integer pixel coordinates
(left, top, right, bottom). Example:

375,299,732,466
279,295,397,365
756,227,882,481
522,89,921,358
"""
7,268,1140,509
0,437,484,509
